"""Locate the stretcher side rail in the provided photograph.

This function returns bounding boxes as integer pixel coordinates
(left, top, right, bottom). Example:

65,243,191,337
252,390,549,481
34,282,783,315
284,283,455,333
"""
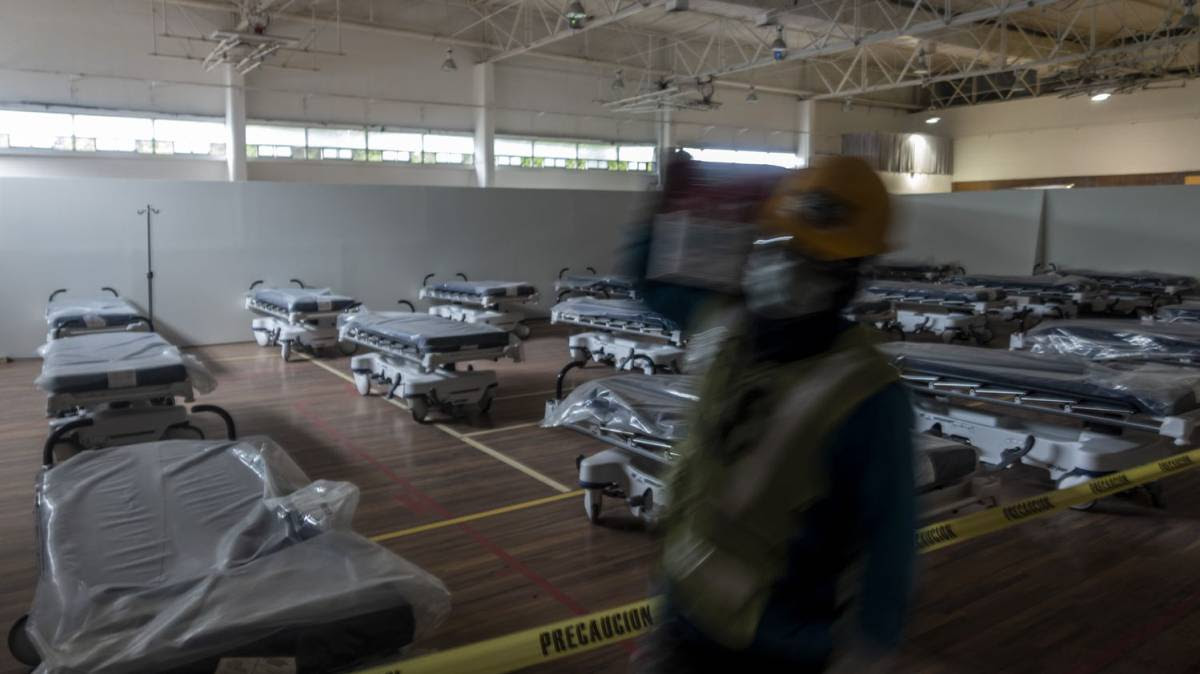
418,287,540,309
340,325,521,372
45,381,195,417
244,296,359,323
551,309,683,345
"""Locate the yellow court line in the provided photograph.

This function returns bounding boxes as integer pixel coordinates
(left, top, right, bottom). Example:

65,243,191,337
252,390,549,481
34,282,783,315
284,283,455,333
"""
370,490,584,543
300,355,571,494
463,421,543,438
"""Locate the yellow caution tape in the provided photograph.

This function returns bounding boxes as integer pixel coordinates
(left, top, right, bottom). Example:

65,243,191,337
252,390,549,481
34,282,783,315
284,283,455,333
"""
355,599,663,674
357,446,1200,674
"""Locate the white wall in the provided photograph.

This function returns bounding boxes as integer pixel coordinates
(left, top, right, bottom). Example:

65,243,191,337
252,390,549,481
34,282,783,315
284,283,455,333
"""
0,177,645,356
0,154,225,181
940,86,1200,182
889,189,1045,274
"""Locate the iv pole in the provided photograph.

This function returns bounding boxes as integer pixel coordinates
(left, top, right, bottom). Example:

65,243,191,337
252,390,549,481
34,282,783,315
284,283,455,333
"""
137,204,160,324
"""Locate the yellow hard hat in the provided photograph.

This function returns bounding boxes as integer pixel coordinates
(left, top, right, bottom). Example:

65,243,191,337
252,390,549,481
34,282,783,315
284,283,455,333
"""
757,156,891,261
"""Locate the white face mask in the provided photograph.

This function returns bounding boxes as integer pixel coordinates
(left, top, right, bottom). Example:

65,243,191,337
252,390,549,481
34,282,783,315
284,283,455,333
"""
742,240,845,320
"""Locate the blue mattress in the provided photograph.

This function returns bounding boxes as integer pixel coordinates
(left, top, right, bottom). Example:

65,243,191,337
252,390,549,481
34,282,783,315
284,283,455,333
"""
252,287,359,313
952,274,1094,294
45,296,148,332
429,280,537,298
552,298,678,332
341,312,511,352
37,332,189,395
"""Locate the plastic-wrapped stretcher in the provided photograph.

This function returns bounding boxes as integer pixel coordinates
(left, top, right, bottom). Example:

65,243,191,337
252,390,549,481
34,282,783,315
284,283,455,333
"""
861,260,965,282
1011,319,1200,365
36,331,235,457
550,297,686,388
1039,265,1198,314
543,374,995,525
44,287,151,341
858,280,1011,344
340,310,522,423
951,273,1101,321
417,274,538,338
554,266,638,301
245,279,361,361
881,341,1200,501
1153,301,1200,324
6,436,451,673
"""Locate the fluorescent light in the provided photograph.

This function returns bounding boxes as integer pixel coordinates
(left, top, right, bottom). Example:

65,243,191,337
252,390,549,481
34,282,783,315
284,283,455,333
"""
1090,92,1111,102
925,116,941,124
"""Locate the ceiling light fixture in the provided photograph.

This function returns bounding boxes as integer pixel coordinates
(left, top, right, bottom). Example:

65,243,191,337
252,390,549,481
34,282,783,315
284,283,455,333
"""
565,0,588,29
771,25,788,61
1177,0,1199,29
612,69,625,91
746,86,759,103
1090,91,1112,101
925,116,941,124
441,48,457,72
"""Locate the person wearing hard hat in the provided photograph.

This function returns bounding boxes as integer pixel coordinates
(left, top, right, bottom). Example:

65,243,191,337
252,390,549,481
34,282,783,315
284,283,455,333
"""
632,155,915,673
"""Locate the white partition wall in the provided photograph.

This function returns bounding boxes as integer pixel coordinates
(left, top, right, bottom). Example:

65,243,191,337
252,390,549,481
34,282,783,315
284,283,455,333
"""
0,178,643,356
1043,186,1200,277
888,189,1045,275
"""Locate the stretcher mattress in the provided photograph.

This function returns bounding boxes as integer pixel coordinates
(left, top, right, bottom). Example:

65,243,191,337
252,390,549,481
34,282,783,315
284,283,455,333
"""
251,287,359,313
341,311,511,352
35,332,215,395
880,341,1200,416
862,261,962,281
1054,268,1197,290
25,437,450,673
543,374,699,443
1021,319,1200,363
862,281,1004,303
1158,302,1200,323
559,274,635,293
552,297,679,332
952,274,1094,294
45,296,148,331
429,280,537,297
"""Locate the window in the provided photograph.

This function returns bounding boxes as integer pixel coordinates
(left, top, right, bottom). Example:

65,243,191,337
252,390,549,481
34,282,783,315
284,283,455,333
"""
495,136,655,172
74,114,154,153
683,147,800,169
153,119,226,156
0,110,74,150
423,134,473,164
247,124,304,160
0,108,228,158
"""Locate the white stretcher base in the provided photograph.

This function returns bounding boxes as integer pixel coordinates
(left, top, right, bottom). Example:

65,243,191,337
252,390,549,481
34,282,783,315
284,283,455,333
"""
47,321,152,343
50,403,191,450
427,305,530,338
350,353,498,422
568,332,686,374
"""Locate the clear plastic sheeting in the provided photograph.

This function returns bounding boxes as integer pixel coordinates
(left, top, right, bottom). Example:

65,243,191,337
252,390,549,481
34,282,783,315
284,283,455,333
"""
1020,319,1200,364
35,332,216,395
26,437,451,673
880,341,1200,416
250,287,359,313
551,297,679,332
1157,302,1200,323
543,374,699,443
861,280,1005,303
339,310,511,352
44,296,147,331
951,274,1096,294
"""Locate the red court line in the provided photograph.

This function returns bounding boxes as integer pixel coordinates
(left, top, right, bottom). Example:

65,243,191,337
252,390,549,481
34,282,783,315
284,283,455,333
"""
292,400,595,619
1066,584,1200,674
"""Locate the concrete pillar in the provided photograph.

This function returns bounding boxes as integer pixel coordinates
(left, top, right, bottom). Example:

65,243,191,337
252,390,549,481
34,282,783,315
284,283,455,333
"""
223,65,247,182
654,108,673,188
796,99,815,167
473,62,495,188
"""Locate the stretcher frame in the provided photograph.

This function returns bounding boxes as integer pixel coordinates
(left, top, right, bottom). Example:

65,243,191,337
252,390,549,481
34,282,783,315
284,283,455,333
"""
551,304,687,392
246,279,360,361
45,287,153,341
341,316,523,423
418,273,538,339
553,266,639,301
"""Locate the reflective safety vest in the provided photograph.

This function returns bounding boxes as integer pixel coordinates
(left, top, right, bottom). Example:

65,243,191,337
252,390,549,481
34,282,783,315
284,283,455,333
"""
661,324,897,649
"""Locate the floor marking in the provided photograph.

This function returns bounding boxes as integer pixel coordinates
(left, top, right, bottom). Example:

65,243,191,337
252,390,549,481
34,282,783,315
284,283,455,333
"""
463,421,542,438
493,388,557,402
300,354,571,493
370,490,584,543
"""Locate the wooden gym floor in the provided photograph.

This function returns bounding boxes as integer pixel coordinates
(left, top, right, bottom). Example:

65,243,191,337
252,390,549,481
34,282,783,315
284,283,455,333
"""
3,324,1200,673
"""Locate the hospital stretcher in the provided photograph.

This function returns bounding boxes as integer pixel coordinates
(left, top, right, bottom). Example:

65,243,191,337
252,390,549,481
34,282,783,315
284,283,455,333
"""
951,273,1101,321
551,297,686,389
36,331,235,458
861,261,965,282
859,280,1011,343
418,274,538,338
1011,319,1200,365
6,436,450,673
340,310,522,423
245,279,361,361
44,287,151,341
882,341,1200,501
1153,301,1200,324
1038,265,1198,314
543,374,995,526
553,266,638,301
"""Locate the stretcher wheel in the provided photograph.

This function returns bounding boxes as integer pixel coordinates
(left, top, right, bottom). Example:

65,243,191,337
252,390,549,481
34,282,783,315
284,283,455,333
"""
972,326,994,345
280,341,292,362
162,423,205,440
7,614,40,667
253,329,271,347
941,329,961,343
354,372,371,396
410,397,431,424
478,389,495,414
1057,474,1097,511
337,340,358,356
584,490,602,524
513,323,531,339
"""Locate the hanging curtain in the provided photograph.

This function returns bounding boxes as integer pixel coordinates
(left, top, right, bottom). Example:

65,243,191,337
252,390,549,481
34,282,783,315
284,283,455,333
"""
840,132,953,175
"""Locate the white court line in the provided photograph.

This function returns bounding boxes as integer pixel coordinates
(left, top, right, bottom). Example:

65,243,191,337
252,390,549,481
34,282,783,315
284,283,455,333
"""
299,355,570,493
463,421,542,438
